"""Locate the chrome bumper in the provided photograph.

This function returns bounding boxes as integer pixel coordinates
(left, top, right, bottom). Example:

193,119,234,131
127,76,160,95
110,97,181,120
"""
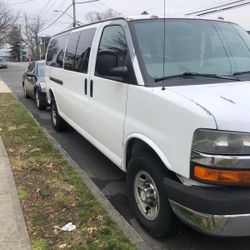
170,200,250,237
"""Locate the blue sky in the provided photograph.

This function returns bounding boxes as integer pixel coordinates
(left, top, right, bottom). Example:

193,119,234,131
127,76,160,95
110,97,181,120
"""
6,0,250,35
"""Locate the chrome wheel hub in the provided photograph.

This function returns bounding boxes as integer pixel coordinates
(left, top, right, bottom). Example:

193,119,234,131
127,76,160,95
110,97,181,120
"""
134,170,160,221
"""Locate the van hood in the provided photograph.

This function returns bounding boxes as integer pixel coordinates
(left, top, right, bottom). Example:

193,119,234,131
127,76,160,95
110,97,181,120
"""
169,81,250,132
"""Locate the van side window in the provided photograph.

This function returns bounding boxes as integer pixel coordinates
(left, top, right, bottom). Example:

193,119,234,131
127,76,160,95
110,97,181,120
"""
64,32,80,71
75,28,96,73
46,34,68,68
95,25,129,81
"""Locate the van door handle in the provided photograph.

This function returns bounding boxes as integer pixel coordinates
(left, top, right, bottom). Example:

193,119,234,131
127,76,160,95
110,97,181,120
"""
90,80,93,98
84,79,87,95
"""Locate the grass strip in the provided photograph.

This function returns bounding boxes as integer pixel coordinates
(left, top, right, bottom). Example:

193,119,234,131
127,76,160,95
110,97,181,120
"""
0,93,137,250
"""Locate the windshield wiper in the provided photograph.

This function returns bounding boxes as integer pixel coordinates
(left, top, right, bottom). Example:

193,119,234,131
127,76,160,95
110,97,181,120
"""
154,72,239,82
233,71,250,76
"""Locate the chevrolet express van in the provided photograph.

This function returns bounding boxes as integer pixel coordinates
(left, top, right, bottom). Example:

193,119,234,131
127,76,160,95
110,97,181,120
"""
46,16,250,238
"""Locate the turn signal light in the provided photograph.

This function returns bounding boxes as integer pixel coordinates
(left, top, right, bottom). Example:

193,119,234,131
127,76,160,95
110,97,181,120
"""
194,166,250,184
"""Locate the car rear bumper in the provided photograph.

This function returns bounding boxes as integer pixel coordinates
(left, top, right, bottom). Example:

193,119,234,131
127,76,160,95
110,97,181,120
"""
164,177,250,236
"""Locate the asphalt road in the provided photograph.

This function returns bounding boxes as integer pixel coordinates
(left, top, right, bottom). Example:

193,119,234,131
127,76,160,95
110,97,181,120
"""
1,63,250,250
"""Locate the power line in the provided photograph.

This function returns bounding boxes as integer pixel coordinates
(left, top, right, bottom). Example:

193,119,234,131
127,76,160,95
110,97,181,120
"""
62,23,73,32
37,0,52,17
54,10,85,25
187,0,248,15
187,0,231,14
9,0,35,6
16,15,72,25
39,0,63,19
197,1,250,16
40,4,72,33
73,0,100,27
76,0,100,4
39,0,114,33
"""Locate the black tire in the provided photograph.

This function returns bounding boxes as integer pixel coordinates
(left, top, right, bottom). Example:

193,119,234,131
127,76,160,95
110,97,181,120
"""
50,96,67,132
127,153,178,238
35,90,46,110
23,82,29,99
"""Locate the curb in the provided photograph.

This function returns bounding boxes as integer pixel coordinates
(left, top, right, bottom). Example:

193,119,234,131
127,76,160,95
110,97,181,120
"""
1,87,152,249
43,129,152,250
0,139,32,250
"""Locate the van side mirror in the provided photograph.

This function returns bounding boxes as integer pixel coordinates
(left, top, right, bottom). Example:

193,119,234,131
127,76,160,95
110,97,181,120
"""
96,50,128,78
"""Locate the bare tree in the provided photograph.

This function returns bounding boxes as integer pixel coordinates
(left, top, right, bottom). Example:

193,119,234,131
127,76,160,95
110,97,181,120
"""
85,9,121,23
23,15,44,60
0,1,16,46
8,25,22,61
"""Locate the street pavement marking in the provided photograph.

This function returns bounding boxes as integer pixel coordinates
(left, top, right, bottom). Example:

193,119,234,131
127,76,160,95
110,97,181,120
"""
0,80,11,93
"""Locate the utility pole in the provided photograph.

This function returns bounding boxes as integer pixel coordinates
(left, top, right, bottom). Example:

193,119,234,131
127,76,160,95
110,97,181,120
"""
72,0,76,27
19,24,22,62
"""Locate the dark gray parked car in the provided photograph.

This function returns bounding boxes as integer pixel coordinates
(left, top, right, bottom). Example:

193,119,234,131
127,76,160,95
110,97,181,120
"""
0,58,7,68
22,60,48,110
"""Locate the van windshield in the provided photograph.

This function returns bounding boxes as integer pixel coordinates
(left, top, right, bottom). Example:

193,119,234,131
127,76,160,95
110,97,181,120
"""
131,19,250,86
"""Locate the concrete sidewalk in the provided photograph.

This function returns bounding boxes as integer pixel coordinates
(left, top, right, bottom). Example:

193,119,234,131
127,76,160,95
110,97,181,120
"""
0,80,11,93
0,139,31,250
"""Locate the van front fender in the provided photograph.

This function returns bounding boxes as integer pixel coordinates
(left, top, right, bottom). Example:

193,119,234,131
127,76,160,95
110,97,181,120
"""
123,133,173,172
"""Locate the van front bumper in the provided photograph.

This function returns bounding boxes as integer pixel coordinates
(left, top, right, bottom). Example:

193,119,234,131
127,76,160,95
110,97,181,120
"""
164,177,250,236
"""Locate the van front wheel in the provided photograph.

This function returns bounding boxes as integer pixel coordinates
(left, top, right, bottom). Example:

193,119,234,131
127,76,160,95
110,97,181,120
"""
50,97,66,132
127,153,178,238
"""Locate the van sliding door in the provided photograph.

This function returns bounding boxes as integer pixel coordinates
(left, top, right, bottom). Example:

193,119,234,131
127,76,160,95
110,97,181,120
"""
88,24,133,166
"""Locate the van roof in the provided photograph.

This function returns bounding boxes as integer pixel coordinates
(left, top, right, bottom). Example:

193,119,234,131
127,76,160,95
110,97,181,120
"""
52,15,232,38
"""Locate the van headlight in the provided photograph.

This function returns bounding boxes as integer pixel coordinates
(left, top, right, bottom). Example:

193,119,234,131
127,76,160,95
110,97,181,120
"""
191,129,250,184
192,129,250,155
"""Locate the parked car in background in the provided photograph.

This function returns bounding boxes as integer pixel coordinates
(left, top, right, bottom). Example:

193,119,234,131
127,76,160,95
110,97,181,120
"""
22,60,48,110
0,58,7,68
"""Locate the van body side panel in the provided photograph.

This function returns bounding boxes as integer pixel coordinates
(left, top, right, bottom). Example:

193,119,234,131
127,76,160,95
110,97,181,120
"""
57,111,122,166
87,22,128,165
124,86,216,178
58,26,98,133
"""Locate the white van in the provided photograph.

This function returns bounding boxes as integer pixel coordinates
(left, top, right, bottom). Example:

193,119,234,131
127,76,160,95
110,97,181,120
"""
46,16,250,238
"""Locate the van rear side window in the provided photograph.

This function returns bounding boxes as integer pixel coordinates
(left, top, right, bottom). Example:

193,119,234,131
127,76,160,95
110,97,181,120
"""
46,34,68,68
64,32,80,71
63,28,96,73
75,28,96,73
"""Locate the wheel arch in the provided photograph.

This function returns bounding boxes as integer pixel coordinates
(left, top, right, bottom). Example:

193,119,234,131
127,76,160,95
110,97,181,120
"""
48,88,56,104
123,134,173,173
49,88,62,114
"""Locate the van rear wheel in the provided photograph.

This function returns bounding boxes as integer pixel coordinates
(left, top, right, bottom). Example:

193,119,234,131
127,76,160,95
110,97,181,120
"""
50,96,67,132
127,153,178,238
